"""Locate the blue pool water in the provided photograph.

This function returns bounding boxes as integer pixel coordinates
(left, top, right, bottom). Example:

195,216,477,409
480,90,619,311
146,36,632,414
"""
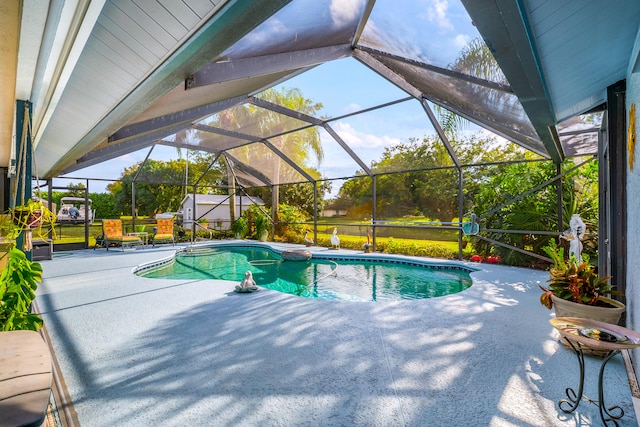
138,246,474,301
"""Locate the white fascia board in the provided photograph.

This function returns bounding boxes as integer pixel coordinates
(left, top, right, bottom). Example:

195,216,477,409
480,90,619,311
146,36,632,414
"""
32,0,106,149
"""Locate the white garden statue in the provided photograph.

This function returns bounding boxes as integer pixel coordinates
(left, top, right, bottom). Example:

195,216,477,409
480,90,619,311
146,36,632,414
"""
561,214,587,261
330,227,340,249
234,271,260,293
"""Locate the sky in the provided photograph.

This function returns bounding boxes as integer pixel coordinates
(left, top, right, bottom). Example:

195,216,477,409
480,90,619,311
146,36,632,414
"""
55,0,492,198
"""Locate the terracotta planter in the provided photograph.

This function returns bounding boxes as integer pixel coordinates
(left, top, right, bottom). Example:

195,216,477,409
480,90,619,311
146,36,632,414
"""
552,295,626,356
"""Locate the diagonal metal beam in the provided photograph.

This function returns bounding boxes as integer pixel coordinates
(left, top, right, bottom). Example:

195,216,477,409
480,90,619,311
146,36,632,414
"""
479,156,594,221
354,50,423,98
461,0,563,162
224,152,272,186
247,96,324,125
261,139,315,183
188,45,352,89
193,152,223,186
109,96,247,143
357,45,514,94
194,123,315,183
322,123,372,176
356,49,550,159
158,140,221,155
420,98,461,169
47,0,295,177
193,123,258,142
61,122,193,174
132,145,155,183
352,0,376,48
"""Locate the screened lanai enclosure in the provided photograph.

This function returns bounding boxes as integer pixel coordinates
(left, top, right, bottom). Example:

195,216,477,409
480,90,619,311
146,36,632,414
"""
17,0,608,272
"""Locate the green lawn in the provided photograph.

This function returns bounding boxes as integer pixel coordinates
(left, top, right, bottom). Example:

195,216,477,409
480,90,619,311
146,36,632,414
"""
45,217,469,259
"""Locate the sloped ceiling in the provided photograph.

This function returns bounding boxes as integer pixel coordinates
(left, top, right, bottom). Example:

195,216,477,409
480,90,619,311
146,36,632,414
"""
4,0,639,180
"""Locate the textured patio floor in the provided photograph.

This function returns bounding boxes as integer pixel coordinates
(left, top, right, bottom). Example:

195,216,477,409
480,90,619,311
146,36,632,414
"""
36,242,638,426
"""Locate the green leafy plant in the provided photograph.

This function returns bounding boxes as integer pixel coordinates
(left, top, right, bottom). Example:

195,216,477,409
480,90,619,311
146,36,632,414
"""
10,198,57,237
0,199,55,331
253,212,270,240
539,238,614,309
0,246,44,331
231,216,248,238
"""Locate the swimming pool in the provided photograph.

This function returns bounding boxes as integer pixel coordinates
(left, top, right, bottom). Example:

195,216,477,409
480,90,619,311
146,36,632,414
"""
137,245,475,301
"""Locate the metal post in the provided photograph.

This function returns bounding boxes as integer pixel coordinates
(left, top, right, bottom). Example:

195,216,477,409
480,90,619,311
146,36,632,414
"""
606,80,627,301
84,179,89,249
372,175,377,251
272,184,277,237
598,116,610,280
13,100,33,258
313,182,318,243
131,182,136,232
557,162,563,233
458,168,464,260
271,185,276,237
47,179,53,243
191,186,197,241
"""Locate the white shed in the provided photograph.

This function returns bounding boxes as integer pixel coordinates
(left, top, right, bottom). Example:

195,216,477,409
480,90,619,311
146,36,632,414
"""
180,194,265,229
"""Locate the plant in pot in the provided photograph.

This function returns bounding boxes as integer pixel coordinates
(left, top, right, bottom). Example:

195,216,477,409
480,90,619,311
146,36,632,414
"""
197,217,209,229
539,238,625,325
0,208,45,331
231,217,248,239
254,213,270,242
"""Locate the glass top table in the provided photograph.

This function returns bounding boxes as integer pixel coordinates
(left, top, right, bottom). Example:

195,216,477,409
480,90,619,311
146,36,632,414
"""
550,317,640,426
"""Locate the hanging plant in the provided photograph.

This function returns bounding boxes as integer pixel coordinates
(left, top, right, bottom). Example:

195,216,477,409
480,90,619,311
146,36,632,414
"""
9,199,56,233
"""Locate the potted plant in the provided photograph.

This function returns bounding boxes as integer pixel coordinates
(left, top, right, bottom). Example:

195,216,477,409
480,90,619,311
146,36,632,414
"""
254,213,270,242
231,217,248,239
0,203,49,331
197,218,209,230
539,238,625,325
0,247,44,331
11,198,55,231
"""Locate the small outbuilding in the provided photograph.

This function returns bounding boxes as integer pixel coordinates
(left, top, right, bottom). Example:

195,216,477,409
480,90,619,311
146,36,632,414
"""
180,194,265,230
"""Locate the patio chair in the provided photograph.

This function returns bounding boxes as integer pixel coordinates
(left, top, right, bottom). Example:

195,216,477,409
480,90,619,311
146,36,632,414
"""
152,218,175,247
102,219,142,251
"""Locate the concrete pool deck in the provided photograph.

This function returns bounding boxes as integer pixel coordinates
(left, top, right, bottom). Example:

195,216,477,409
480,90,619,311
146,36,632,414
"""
36,241,639,426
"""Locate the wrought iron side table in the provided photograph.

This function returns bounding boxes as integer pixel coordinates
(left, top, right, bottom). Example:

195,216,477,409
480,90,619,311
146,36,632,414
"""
550,317,640,426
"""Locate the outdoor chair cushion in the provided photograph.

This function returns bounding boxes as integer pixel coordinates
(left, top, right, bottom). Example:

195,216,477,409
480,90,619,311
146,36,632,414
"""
102,219,142,250
153,219,175,246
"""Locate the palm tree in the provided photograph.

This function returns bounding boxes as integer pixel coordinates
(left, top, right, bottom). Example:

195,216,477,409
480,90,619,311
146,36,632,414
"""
199,87,324,212
256,87,323,207
436,37,508,138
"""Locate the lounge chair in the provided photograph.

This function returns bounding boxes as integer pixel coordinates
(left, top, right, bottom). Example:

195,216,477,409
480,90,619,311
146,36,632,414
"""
102,219,142,251
152,218,175,247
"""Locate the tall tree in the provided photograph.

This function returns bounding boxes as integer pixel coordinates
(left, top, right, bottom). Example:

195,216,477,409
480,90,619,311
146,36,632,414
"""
338,134,528,220
192,87,325,219
107,157,224,216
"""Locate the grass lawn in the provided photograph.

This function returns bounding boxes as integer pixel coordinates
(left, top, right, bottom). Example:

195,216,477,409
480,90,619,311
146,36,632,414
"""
46,217,468,259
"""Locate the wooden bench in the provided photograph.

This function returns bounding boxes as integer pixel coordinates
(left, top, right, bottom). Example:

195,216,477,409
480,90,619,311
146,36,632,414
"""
0,330,52,427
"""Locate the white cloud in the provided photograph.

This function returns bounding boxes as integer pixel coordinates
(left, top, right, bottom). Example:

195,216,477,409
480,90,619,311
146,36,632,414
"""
317,122,404,179
452,34,470,49
343,103,361,114
333,122,402,149
330,0,365,27
426,0,454,31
